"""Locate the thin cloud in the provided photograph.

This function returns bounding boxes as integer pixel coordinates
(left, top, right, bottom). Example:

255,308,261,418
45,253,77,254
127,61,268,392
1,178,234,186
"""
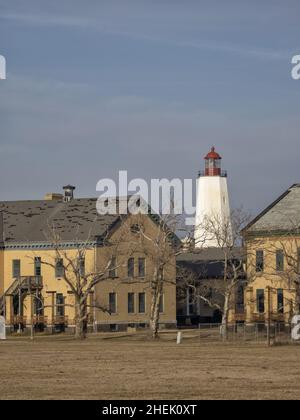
0,11,291,61
0,12,89,28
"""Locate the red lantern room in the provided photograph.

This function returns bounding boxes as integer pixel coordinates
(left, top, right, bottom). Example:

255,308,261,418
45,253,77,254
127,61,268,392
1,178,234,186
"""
204,147,223,176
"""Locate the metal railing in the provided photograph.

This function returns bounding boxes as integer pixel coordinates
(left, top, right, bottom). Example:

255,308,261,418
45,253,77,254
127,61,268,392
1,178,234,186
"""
198,170,227,177
53,315,68,325
32,315,48,325
195,322,294,345
250,312,286,323
12,315,27,325
6,276,43,296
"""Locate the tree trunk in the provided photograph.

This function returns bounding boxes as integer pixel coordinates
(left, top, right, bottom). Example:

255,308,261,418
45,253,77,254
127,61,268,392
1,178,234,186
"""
75,295,87,340
221,293,230,341
150,271,162,340
150,296,160,339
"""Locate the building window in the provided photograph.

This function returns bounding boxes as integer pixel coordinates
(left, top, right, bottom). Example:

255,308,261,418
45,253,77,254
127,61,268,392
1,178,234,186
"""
138,258,145,277
13,294,21,316
276,250,284,272
12,259,21,278
56,294,65,317
128,258,134,277
138,292,146,313
34,293,43,316
110,324,118,332
256,250,264,272
236,285,244,305
109,293,117,314
297,248,300,273
256,289,265,313
159,294,164,313
34,257,41,276
128,293,135,314
277,289,284,313
79,258,85,276
55,258,64,278
109,257,117,278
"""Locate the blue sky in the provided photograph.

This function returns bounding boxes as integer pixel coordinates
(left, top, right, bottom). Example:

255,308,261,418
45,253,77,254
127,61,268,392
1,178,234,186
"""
0,0,300,215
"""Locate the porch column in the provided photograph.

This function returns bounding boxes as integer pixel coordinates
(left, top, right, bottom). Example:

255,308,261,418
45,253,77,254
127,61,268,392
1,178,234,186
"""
46,291,56,334
245,287,254,324
89,291,94,323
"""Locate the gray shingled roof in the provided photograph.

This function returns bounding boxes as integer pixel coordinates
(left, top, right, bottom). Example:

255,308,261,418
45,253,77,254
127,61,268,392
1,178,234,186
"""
0,198,121,244
176,248,244,278
246,184,300,234
177,248,243,262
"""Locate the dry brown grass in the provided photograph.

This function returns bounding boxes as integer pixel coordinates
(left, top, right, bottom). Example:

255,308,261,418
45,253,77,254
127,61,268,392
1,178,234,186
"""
1,331,300,400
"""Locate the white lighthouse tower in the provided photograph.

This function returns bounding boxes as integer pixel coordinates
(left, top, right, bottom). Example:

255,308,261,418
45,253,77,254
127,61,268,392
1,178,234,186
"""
194,147,231,248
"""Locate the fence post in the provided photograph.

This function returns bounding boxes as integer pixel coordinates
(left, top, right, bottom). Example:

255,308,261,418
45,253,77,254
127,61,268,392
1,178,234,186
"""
177,331,182,345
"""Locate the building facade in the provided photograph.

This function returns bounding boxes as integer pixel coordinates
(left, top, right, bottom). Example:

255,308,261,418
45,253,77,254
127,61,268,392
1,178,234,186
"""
0,190,177,333
241,184,300,325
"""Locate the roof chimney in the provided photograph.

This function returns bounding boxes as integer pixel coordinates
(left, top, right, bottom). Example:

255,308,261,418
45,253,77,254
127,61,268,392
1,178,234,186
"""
63,185,75,202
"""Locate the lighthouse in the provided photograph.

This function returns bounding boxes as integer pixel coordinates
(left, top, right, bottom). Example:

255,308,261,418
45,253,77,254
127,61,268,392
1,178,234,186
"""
194,147,232,248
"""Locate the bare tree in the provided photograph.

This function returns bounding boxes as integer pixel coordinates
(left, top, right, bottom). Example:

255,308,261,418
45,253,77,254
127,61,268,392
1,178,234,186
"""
29,220,133,340
180,209,250,339
129,212,183,339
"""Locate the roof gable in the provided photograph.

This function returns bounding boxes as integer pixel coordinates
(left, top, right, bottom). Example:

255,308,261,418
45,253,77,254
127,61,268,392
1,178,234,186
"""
243,184,300,235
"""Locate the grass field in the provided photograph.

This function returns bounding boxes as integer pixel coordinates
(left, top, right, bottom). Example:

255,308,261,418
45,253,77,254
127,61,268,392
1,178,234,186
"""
1,331,300,400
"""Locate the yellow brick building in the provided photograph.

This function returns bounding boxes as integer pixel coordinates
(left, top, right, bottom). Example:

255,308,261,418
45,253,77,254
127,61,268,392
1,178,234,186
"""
241,184,300,325
0,189,177,333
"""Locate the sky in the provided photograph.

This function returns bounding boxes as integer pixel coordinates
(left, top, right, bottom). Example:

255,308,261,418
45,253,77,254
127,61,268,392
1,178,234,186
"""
0,0,300,217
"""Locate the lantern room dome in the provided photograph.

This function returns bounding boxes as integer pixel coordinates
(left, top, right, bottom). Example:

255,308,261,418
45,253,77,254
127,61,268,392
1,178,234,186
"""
204,147,221,160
